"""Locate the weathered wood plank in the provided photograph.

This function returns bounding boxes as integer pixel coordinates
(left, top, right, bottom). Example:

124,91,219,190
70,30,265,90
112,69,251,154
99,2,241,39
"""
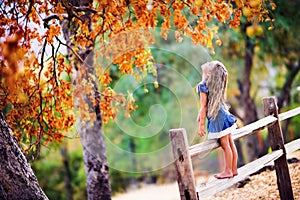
232,115,277,140
279,106,300,121
169,128,198,200
263,97,294,200
196,149,284,199
189,140,219,158
285,138,300,154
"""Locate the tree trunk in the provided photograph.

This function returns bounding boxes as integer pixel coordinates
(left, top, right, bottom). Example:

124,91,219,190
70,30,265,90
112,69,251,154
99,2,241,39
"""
60,0,112,199
128,138,138,189
79,117,111,200
0,112,48,200
261,58,300,155
241,28,260,162
277,59,300,112
60,143,73,200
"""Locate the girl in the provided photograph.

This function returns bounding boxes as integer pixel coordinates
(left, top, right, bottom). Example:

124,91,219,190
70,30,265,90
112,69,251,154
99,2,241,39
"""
197,60,238,179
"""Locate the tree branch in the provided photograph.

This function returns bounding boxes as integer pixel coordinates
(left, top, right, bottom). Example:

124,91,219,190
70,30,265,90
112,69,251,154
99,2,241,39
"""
277,58,300,111
43,14,61,28
73,6,98,14
55,35,93,69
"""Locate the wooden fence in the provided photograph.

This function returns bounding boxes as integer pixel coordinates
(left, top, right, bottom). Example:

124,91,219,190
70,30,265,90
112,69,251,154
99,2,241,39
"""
169,96,300,200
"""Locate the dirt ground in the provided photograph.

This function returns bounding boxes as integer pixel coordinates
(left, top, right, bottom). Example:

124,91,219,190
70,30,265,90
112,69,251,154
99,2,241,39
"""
113,151,300,200
112,182,180,200
211,153,300,200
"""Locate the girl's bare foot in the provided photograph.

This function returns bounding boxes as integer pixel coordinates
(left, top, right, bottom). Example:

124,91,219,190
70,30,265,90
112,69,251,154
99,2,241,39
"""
233,170,238,176
214,171,233,179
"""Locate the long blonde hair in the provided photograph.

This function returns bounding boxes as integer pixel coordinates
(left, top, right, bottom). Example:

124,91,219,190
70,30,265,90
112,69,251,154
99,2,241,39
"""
201,61,229,120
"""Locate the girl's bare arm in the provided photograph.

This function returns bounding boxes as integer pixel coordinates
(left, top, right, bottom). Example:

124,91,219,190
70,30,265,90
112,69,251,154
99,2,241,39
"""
198,92,207,137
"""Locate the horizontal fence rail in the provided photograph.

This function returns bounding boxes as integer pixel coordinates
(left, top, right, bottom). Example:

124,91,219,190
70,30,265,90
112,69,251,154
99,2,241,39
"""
279,106,300,121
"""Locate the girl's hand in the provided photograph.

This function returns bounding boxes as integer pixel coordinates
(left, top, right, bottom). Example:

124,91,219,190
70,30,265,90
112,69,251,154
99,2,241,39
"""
198,127,206,137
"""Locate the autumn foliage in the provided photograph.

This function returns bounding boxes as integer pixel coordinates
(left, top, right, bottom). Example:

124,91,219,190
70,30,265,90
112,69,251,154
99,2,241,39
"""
0,0,275,154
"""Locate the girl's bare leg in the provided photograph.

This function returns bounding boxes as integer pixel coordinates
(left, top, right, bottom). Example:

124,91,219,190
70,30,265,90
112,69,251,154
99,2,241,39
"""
228,134,238,176
214,134,233,179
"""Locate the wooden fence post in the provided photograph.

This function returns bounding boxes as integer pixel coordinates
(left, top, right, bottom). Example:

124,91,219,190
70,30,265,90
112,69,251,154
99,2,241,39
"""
263,97,294,200
169,128,198,200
